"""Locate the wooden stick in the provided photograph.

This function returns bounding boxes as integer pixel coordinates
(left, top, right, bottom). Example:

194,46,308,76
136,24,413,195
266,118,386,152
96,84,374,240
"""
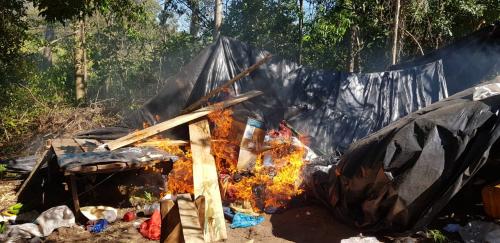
135,139,189,147
16,148,52,197
189,120,227,241
105,90,263,151
181,54,272,114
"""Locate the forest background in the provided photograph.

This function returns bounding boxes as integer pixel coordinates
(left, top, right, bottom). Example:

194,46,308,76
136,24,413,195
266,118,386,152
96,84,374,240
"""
1,0,499,156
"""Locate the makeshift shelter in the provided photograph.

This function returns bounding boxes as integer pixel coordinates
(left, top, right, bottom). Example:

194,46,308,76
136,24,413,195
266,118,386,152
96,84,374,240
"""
124,37,448,154
305,81,500,232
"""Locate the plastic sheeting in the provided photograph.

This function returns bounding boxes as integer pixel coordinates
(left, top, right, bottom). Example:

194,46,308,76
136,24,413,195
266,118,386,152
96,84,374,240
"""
124,37,448,153
304,82,500,232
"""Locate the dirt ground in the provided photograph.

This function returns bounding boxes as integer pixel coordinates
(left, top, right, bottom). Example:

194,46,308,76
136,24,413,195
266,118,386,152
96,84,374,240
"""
1,177,363,243
42,205,361,243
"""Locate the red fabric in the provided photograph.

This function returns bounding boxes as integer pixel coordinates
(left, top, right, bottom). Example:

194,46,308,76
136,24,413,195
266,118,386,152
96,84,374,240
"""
123,211,136,222
139,210,161,240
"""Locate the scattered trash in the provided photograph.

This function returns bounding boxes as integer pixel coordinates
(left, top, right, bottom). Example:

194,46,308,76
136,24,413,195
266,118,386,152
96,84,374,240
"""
14,211,39,224
223,206,235,220
139,210,161,240
123,211,136,222
80,206,118,222
230,212,264,229
459,220,500,243
0,205,75,241
0,223,42,240
34,205,75,236
1,203,23,217
87,219,109,233
340,235,382,243
482,182,500,219
0,203,24,222
142,202,160,216
443,223,461,233
229,202,260,216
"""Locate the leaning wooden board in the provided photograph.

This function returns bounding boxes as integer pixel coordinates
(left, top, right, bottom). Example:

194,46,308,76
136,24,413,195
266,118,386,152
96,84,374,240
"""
189,119,227,241
105,90,263,151
177,194,205,243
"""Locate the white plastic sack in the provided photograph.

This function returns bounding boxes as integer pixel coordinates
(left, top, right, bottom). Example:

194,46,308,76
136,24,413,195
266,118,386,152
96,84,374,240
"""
35,205,75,236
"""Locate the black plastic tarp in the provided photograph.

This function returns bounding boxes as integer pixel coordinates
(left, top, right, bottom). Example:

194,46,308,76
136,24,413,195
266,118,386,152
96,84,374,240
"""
304,82,500,232
124,37,448,154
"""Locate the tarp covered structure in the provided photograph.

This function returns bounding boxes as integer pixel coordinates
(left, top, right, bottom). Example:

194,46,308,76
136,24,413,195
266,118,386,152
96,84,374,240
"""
124,37,448,153
305,81,500,232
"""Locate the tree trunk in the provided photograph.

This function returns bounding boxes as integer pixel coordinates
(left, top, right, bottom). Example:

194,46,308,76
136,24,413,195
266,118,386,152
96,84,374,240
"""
42,24,54,69
75,18,86,102
348,25,360,72
188,0,200,36
298,0,304,65
213,0,222,39
391,0,401,65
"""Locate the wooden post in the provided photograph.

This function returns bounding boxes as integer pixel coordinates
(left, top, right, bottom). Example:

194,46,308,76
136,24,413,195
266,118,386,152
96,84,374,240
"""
16,149,53,197
189,120,227,241
69,174,80,214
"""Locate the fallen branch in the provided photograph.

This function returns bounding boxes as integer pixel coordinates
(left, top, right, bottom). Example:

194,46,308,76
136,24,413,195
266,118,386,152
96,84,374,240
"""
103,90,263,151
403,29,425,56
181,54,272,114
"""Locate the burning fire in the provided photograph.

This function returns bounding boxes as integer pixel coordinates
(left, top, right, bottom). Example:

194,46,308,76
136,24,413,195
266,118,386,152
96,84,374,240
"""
138,108,308,212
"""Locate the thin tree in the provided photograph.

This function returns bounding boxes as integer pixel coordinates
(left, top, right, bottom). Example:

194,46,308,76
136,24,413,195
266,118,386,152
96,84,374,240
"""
391,0,401,65
75,17,86,102
214,0,222,39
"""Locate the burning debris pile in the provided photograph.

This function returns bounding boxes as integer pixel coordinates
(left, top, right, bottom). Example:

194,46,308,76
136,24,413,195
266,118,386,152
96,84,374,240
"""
141,108,311,213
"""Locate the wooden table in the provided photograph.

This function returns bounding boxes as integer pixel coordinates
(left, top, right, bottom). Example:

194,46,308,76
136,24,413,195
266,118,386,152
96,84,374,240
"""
51,138,160,214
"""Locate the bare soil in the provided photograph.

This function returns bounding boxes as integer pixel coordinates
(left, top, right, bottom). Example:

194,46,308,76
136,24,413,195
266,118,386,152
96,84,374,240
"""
43,205,361,243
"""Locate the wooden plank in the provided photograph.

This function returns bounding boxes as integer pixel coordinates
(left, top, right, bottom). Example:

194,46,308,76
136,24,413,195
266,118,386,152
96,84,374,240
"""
181,54,272,114
135,139,188,147
105,90,263,151
52,138,83,157
160,199,182,243
177,194,204,243
189,120,227,241
74,138,103,152
16,148,53,197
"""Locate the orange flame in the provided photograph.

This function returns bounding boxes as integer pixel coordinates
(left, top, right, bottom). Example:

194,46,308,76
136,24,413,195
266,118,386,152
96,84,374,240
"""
139,109,307,212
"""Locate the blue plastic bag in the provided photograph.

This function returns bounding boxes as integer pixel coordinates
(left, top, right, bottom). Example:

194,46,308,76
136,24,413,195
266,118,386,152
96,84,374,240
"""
229,212,264,229
89,219,108,233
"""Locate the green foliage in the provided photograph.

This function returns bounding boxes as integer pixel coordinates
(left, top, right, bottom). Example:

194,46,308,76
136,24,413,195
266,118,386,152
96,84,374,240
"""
427,229,447,243
31,0,146,23
0,164,6,175
0,0,27,65
223,0,300,61
0,0,499,158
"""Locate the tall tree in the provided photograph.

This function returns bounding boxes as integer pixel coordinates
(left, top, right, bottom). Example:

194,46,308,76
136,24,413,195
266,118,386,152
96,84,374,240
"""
188,0,200,36
30,0,146,102
74,18,86,101
214,0,222,39
391,0,401,65
298,0,304,65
